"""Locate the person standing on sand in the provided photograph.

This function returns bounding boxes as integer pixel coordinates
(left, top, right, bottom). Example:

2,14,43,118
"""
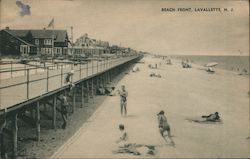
157,110,175,146
61,94,69,129
118,85,128,116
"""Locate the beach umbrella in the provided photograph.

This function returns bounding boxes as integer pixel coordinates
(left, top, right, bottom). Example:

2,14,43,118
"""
205,62,218,67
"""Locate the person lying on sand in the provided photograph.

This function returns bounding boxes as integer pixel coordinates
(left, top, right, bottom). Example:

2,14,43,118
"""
202,112,220,122
107,87,116,96
132,67,140,72
207,67,215,73
186,112,221,124
150,73,161,78
113,124,157,156
157,111,175,147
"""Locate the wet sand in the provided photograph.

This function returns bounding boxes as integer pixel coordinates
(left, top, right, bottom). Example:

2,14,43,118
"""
51,56,250,158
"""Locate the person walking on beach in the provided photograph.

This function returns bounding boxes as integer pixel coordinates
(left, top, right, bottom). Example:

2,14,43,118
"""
157,110,175,146
118,85,128,116
61,94,69,129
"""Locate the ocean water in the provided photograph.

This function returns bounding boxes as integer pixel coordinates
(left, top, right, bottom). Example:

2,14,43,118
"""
171,55,249,73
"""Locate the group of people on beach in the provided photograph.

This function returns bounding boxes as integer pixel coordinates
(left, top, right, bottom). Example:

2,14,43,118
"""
112,84,175,156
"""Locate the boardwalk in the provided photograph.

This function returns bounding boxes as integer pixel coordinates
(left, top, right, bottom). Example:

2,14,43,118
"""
52,56,249,158
0,56,138,109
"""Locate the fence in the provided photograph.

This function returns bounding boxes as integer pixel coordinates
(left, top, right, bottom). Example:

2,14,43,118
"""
0,55,140,109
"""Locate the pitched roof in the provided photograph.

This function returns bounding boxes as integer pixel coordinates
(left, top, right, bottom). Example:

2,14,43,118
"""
7,29,68,42
4,30,35,46
7,30,30,37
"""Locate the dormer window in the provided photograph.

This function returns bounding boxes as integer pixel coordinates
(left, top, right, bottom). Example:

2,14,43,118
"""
35,39,39,45
44,39,52,45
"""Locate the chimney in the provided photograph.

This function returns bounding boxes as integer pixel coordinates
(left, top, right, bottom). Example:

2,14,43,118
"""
5,27,10,30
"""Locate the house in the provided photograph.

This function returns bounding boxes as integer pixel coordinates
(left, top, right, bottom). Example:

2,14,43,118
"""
0,28,37,56
29,29,69,56
0,27,69,57
74,33,110,57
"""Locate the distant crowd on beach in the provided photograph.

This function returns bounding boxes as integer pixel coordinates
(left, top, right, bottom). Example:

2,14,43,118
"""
64,55,249,157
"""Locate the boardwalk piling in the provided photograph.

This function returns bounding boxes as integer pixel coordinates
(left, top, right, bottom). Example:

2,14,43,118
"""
81,84,84,108
36,101,40,142
91,60,93,74
72,87,76,113
61,65,63,86
46,67,49,92
86,61,88,76
91,79,94,98
12,113,18,159
52,95,57,129
86,81,89,103
27,69,30,99
80,63,81,79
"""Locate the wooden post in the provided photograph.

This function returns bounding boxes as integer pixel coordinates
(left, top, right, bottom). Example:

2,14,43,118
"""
96,78,100,91
46,67,49,92
81,83,84,107
11,61,13,78
30,108,34,121
12,113,18,159
91,78,94,98
61,65,63,86
110,71,112,81
80,63,81,79
86,61,88,76
52,95,57,129
102,75,105,87
107,72,109,83
36,101,40,142
103,74,106,87
86,81,89,103
92,60,94,75
97,60,98,73
27,69,30,99
109,71,111,82
72,87,76,113
44,103,47,112
24,64,27,76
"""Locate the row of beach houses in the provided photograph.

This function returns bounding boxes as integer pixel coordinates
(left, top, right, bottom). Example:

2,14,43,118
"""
0,27,140,58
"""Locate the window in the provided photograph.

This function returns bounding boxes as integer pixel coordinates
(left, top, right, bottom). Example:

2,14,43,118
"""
20,45,28,54
45,48,52,54
53,47,61,54
44,39,52,45
35,39,39,45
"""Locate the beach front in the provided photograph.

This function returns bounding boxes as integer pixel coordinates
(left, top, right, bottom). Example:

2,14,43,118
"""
52,56,249,158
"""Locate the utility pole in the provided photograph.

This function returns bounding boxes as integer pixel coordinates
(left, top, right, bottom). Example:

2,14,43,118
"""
71,26,74,59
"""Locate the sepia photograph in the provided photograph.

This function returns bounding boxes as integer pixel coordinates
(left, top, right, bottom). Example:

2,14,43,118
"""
0,0,249,158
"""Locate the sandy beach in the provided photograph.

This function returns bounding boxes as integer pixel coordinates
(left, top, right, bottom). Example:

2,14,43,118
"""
51,56,249,158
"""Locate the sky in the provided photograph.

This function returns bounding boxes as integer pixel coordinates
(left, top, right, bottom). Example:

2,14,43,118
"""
0,0,249,55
